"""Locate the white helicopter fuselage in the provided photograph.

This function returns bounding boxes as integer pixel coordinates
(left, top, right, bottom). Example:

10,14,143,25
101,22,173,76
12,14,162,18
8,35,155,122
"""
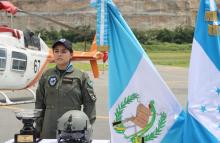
0,27,50,90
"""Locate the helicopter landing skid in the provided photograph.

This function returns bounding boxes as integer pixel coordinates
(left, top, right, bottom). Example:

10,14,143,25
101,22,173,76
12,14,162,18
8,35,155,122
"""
0,88,36,106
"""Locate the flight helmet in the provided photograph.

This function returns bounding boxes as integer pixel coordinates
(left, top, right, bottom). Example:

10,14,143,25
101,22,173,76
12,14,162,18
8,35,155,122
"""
57,110,92,143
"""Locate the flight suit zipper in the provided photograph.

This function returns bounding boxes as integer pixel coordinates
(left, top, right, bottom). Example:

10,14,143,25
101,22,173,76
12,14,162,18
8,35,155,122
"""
55,71,66,118
56,71,66,95
56,64,71,91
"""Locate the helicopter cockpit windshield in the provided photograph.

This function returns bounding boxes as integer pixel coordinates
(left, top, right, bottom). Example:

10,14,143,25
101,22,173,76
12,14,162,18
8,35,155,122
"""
23,30,41,51
0,48,6,71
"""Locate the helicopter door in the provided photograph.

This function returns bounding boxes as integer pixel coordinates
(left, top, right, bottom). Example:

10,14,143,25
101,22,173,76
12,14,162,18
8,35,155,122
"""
0,48,6,71
11,51,27,72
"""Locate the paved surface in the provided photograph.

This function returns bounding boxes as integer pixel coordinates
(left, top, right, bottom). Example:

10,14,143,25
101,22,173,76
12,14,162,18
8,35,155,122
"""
0,65,188,142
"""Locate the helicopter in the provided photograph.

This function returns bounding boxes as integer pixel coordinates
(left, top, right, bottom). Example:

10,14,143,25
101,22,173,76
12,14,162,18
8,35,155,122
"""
0,1,106,105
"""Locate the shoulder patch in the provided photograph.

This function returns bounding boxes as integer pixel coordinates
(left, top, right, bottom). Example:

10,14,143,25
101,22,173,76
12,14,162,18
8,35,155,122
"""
48,75,57,87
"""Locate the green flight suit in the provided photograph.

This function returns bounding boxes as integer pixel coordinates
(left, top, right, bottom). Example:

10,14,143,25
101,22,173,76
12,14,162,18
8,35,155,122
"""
35,65,96,139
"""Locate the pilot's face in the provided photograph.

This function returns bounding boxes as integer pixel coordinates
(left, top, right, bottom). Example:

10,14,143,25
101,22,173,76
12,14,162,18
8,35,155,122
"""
53,45,72,70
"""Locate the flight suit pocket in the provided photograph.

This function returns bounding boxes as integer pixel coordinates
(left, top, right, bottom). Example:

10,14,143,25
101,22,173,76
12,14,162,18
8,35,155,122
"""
62,78,81,94
61,78,82,106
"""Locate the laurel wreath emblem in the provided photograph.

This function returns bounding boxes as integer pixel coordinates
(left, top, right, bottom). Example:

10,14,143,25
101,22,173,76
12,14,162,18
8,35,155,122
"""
114,93,139,134
144,112,167,141
113,93,167,142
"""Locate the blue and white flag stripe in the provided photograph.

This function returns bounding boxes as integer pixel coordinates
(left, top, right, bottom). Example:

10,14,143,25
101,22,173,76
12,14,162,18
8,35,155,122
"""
185,40,220,143
205,0,217,11
91,0,109,47
93,0,185,142
186,0,220,142
108,3,143,107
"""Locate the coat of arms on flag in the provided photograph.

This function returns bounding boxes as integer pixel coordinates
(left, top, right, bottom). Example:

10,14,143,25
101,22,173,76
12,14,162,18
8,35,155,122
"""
112,93,167,143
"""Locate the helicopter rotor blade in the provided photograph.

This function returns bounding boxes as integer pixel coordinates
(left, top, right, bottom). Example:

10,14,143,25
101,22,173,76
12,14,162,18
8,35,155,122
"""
17,9,75,30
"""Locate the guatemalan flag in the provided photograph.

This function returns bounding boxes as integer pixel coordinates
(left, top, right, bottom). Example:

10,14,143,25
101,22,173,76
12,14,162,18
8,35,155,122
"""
185,0,220,142
92,0,185,142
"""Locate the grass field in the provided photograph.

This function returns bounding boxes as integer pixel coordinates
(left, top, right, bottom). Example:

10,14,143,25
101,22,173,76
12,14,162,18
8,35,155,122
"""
145,42,191,67
148,51,191,67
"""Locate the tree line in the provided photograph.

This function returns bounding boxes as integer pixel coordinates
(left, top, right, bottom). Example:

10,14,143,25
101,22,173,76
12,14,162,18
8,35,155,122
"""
35,26,194,46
